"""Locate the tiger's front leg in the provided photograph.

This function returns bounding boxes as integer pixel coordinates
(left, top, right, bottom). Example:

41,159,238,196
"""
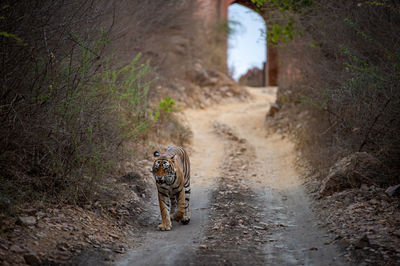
157,192,171,231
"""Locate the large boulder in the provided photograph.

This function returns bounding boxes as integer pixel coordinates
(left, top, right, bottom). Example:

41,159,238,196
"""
186,63,216,87
186,63,238,88
319,152,390,196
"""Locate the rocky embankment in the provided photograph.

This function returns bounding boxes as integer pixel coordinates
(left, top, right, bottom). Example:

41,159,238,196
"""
0,158,156,265
152,63,249,109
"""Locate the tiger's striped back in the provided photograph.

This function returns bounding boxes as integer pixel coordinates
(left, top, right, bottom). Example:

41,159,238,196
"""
166,145,190,188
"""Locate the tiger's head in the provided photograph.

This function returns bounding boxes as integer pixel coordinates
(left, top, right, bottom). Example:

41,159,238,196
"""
152,151,177,185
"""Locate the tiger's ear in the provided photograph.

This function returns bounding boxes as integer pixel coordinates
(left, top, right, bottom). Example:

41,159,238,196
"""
154,151,160,157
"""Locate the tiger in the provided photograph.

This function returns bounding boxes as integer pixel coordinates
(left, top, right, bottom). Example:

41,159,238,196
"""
151,146,191,231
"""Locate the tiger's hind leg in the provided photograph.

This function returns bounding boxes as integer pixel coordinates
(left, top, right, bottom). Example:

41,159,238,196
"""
182,185,191,225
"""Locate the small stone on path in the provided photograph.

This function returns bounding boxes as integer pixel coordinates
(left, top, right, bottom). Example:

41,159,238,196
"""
18,216,36,226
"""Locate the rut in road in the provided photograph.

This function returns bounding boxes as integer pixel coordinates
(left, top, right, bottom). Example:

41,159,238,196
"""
116,87,348,266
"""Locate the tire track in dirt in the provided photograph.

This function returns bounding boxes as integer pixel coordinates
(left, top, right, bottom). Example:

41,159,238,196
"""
193,121,269,265
193,87,348,266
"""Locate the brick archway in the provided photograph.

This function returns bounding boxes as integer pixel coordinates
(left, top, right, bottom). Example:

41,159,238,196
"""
220,0,278,86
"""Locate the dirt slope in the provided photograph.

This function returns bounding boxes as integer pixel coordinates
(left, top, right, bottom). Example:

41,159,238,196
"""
114,87,348,266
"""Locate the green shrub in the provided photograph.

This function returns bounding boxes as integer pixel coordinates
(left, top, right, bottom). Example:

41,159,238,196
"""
150,96,179,121
148,96,191,147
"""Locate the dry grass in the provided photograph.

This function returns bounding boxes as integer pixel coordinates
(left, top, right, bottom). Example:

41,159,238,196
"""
0,0,196,207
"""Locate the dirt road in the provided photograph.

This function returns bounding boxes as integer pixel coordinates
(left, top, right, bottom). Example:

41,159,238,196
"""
116,87,348,266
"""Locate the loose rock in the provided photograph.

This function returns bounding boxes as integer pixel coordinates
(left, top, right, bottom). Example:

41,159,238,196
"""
18,216,37,226
355,234,370,249
24,253,41,266
385,184,400,197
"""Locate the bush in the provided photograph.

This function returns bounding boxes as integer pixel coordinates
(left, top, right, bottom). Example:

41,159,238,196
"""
0,1,152,205
150,96,179,121
271,1,400,179
251,0,400,180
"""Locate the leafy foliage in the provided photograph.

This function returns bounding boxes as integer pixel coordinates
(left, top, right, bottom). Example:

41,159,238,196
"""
249,0,312,45
150,96,179,121
267,18,295,44
0,4,25,44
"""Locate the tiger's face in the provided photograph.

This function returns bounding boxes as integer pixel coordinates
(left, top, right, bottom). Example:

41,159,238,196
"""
152,151,176,185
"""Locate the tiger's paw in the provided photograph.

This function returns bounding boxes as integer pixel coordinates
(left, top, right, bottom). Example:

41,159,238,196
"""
158,223,171,231
173,212,184,222
181,216,190,225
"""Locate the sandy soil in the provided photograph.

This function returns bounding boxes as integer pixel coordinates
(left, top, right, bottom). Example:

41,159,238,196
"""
114,87,348,266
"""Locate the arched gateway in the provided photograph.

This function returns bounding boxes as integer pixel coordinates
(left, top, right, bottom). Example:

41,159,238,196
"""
208,0,279,86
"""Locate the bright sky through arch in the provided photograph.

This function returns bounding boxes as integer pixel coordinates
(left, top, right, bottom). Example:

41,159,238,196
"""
228,4,266,81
